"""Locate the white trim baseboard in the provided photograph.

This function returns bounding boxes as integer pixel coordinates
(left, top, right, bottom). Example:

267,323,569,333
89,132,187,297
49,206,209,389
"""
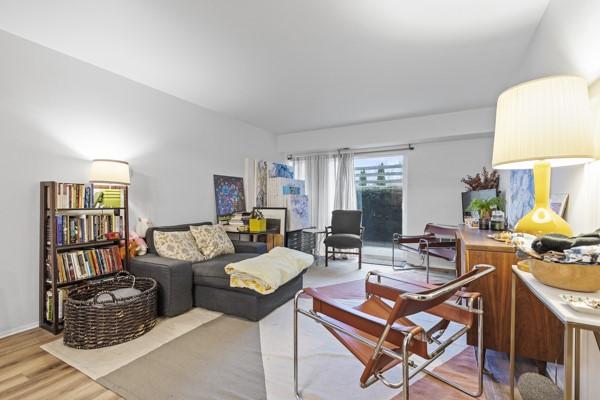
0,322,38,339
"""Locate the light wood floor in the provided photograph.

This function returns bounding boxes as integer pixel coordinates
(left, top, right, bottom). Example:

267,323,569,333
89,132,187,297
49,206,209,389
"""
0,325,542,399
0,328,120,400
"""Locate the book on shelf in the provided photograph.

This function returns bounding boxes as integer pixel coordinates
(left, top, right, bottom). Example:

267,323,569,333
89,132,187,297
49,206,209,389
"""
54,183,93,209
45,288,69,322
93,187,124,208
53,214,123,245
52,245,123,284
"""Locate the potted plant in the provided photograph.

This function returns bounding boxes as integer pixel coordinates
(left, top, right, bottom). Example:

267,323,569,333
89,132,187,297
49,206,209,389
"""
467,197,504,230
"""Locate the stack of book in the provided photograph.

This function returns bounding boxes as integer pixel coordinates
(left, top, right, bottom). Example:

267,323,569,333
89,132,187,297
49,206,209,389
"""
55,183,93,209
53,246,123,283
45,288,69,322
54,214,123,245
228,212,250,230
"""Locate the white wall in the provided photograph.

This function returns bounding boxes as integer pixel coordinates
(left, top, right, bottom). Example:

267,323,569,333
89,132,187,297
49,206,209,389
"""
276,107,495,154
405,137,494,234
0,30,277,337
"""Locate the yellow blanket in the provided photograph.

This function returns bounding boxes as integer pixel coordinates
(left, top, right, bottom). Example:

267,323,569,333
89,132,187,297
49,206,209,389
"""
224,247,314,294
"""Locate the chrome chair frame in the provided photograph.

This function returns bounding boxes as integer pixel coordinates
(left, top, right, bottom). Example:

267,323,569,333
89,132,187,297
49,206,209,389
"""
294,264,495,400
392,224,458,282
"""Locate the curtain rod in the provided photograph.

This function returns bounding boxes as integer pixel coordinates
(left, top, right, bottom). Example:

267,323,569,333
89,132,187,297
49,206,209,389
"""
286,144,414,160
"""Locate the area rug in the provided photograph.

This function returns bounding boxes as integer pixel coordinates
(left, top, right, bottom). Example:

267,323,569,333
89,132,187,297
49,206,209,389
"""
42,263,481,399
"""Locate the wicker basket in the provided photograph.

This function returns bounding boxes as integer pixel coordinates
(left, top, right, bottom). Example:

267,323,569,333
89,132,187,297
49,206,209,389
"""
63,272,158,349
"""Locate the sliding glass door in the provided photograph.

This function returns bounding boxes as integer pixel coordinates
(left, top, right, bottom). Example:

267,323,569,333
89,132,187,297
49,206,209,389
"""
355,155,404,265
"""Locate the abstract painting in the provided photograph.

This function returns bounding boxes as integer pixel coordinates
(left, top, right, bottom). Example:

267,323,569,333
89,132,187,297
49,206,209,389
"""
255,161,268,207
268,162,294,179
286,195,310,231
213,175,246,217
507,169,534,229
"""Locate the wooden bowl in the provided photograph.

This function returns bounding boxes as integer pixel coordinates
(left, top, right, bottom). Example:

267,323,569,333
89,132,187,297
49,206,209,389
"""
523,259,600,292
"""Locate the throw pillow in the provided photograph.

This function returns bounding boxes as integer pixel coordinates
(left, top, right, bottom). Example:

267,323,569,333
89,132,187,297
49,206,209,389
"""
153,230,206,262
190,225,235,260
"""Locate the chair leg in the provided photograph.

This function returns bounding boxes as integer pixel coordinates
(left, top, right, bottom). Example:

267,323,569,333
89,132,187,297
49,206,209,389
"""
294,290,304,400
358,248,362,270
402,333,413,400
325,247,328,267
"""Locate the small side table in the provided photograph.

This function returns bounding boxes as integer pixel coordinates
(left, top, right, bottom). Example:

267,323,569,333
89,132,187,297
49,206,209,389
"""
303,228,326,264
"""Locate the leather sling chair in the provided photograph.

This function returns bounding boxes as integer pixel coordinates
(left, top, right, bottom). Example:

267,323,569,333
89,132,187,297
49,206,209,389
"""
293,264,495,400
392,223,458,283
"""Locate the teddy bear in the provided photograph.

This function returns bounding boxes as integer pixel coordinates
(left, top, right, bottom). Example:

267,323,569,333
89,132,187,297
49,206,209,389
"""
129,231,148,256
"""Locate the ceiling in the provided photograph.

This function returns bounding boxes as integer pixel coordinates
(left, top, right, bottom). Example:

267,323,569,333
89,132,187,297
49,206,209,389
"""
0,0,550,134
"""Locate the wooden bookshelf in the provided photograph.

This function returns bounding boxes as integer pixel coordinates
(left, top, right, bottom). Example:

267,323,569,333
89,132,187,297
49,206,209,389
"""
39,181,130,334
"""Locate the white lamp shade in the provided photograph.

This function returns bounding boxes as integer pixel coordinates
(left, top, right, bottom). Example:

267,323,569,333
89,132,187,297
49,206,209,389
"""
90,159,130,185
493,75,595,169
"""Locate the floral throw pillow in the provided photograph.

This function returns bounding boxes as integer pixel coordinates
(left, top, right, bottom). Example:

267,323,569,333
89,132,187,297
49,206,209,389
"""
190,225,235,260
153,230,206,262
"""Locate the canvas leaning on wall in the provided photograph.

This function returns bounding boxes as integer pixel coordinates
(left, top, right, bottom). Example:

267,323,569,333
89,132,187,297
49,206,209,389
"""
213,175,246,217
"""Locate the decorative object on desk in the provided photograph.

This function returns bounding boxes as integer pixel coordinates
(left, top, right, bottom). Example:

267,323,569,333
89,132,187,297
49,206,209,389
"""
550,193,569,218
488,231,512,243
560,294,600,315
285,194,310,231
248,209,266,232
490,209,506,231
63,271,157,349
507,169,534,229
268,162,294,179
516,256,600,292
493,75,595,236
461,188,497,219
461,166,499,191
467,196,504,230
90,159,131,186
213,175,246,217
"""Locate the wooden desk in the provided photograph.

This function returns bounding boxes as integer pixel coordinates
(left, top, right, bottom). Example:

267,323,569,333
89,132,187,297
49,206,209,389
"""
510,267,600,400
456,226,563,362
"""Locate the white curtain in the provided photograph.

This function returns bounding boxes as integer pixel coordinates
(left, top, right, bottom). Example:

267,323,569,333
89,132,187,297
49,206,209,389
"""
333,152,357,210
293,155,335,230
293,152,357,230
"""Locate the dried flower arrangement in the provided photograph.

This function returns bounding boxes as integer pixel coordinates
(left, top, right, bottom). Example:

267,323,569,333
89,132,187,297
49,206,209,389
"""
461,167,499,191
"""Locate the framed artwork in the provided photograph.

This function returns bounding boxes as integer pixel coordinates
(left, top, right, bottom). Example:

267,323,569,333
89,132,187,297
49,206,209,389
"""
268,162,294,179
285,195,311,231
507,169,534,229
550,193,569,218
213,175,246,217
254,207,287,242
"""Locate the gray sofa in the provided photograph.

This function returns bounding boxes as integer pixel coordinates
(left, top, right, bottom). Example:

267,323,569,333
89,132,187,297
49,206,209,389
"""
130,222,304,321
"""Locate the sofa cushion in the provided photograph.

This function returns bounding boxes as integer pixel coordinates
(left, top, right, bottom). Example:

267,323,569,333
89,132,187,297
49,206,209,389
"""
153,230,206,262
146,222,212,255
190,225,235,260
324,233,362,249
192,253,258,289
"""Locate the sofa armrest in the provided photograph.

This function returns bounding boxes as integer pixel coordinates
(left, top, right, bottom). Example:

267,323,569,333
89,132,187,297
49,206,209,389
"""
130,254,193,317
231,240,267,254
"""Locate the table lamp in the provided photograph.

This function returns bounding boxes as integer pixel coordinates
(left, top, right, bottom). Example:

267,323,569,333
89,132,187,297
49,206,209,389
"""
493,76,594,236
90,159,131,185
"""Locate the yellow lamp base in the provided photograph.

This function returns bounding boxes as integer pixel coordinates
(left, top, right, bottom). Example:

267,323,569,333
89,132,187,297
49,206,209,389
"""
514,161,573,237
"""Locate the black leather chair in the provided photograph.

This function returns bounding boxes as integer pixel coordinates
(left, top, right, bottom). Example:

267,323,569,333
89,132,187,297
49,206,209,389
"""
324,210,364,269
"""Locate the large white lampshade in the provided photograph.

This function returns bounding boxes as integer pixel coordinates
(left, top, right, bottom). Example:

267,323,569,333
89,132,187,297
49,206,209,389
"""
492,75,594,236
493,75,594,170
90,159,130,185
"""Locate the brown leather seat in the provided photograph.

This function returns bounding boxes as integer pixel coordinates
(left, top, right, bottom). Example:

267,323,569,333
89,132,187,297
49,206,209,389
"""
294,264,495,400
